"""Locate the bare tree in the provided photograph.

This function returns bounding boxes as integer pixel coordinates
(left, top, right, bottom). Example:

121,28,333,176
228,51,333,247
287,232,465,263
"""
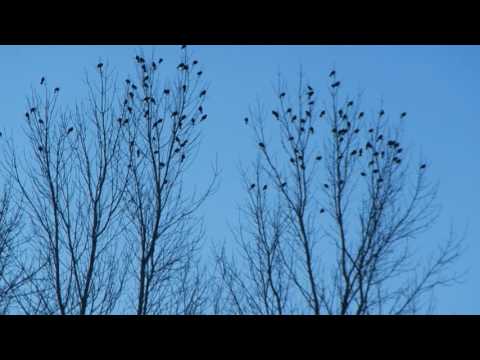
119,48,217,314
217,70,463,315
3,64,129,314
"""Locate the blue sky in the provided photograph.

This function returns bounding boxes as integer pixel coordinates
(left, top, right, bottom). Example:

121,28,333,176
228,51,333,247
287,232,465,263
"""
0,45,478,313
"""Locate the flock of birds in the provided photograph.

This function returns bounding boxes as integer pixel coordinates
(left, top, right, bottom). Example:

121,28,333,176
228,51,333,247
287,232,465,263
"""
247,69,427,195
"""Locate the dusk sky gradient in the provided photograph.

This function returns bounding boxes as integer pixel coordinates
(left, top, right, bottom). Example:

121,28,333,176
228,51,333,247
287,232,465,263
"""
0,45,478,313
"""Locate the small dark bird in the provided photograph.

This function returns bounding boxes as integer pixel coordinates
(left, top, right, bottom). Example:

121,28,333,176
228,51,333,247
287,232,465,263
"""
286,108,292,113
359,149,363,156
400,112,407,119
177,63,185,70
279,92,286,98
198,106,203,114
164,89,170,95
125,79,131,85
200,114,208,121
307,91,314,98
379,110,385,117
290,158,295,164
259,142,265,149
354,129,360,134
127,107,132,113
174,148,181,154
191,118,196,125
244,117,249,125
281,182,287,188
300,127,305,132
158,58,163,64
291,115,297,122
320,209,325,214
373,169,379,174
329,70,336,77
361,172,366,177
308,101,315,106
368,160,374,166
397,148,403,154
193,60,198,65
160,162,166,167
324,184,329,189
272,111,279,119
347,101,354,107
38,146,43,152
420,164,427,170
331,81,341,88
369,129,374,133
373,152,379,157
377,135,383,141
40,77,45,85
320,110,326,118
358,112,364,119
25,112,30,119
351,150,357,156
172,111,178,117
200,90,207,97
250,184,256,190
378,178,384,183
316,156,323,161
97,62,103,69
132,84,137,90
182,84,187,92
181,154,186,162
180,115,187,121
309,127,314,134
306,111,311,118
30,107,36,113
152,62,157,70
67,127,74,134
366,142,373,149
197,71,203,76
38,119,44,125
288,136,294,141
263,185,268,191
339,110,343,116
300,164,306,170
129,92,134,99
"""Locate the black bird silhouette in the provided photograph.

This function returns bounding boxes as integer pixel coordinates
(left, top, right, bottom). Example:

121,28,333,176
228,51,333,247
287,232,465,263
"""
377,135,383,141
397,148,403,154
300,119,306,124
172,111,179,117
250,184,256,190
201,114,208,121
25,112,30,119
38,146,43,152
132,84,137,90
369,129,374,133
174,148,181,154
182,84,187,92
373,169,379,174
290,158,295,164
354,129,360,134
126,79,131,85
181,154,186,162
309,127,314,134
164,89,170,95
160,162,166,167
368,160,374,166
152,62,157,70
263,185,268,191
181,140,188,147
158,58,163,64
97,62,103,69
288,136,294,141
193,60,198,65
135,55,140,63
191,118,196,125
331,81,341,88
177,63,185,70
286,108,292,113
40,77,45,85
198,106,203,113
308,101,315,106
127,107,132,113
324,184,329,189
300,127,305,132
281,182,287,188
307,91,314,98
200,90,207,97
129,92,134,99
378,178,384,183
379,110,385,117
320,209,325,214
351,150,357,156
291,115,297,122
300,164,306,170
361,172,366,177
366,142,373,149
320,110,326,118
279,92,286,98
258,142,265,149
400,112,407,119
329,70,336,77
38,119,44,125
347,101,354,107
306,111,311,118
197,71,203,76
358,112,364,119
373,152,379,157
420,164,427,170
359,149,363,156
180,115,187,121
67,127,74,134
54,87,60,93
338,110,343,116
272,111,279,119
244,117,249,125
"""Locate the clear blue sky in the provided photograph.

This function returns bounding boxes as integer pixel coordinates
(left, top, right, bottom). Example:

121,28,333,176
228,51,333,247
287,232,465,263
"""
0,45,478,314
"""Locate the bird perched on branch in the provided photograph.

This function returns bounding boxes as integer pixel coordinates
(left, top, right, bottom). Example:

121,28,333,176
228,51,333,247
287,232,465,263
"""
400,112,407,119
329,70,336,77
272,111,279,119
320,110,326,118
40,77,45,85
244,117,249,125
331,81,341,88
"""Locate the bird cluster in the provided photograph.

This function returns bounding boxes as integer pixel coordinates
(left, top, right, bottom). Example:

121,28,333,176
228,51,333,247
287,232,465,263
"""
249,183,268,191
